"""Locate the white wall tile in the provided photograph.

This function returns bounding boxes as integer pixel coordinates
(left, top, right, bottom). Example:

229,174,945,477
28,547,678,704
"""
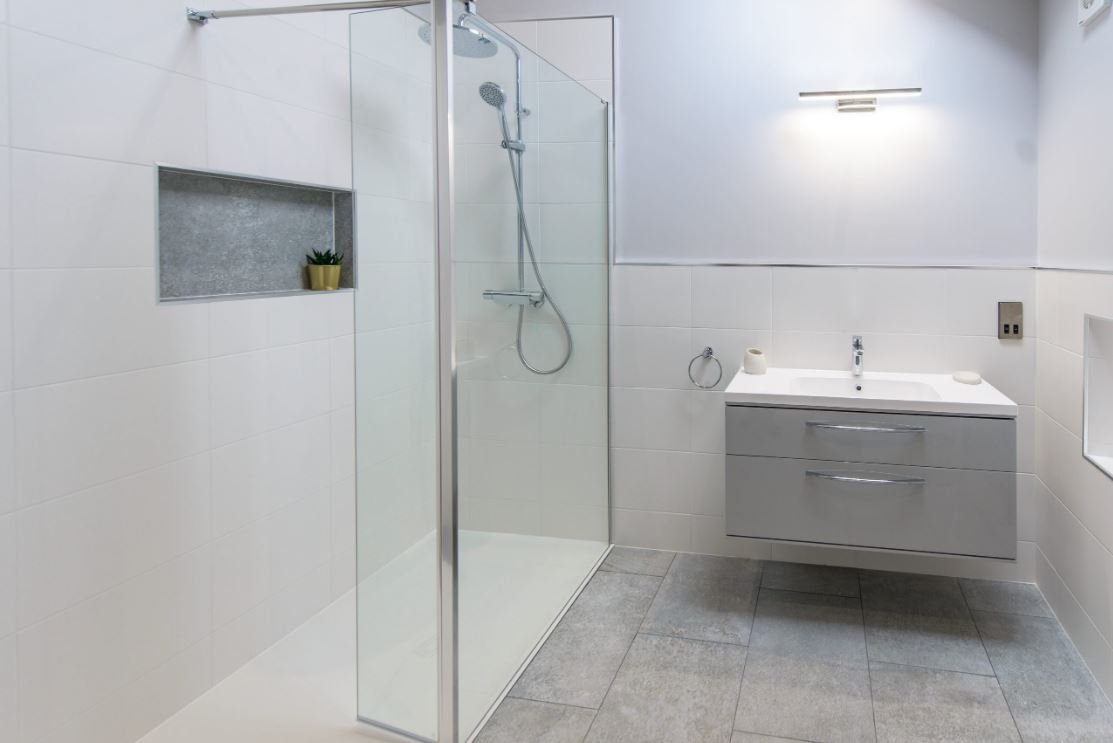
0,515,14,638
856,269,948,334
207,84,351,189
611,326,691,389
0,272,10,392
1036,339,1084,437
613,449,723,517
772,268,858,332
0,395,13,515
539,142,607,204
946,269,1037,337
770,331,848,370
10,30,207,166
611,387,690,451
860,333,950,374
540,384,606,446
0,150,11,269
268,489,331,591
14,362,210,507
17,454,210,629
330,335,355,410
17,548,211,743
0,635,15,743
1035,409,1113,554
538,81,608,142
691,267,772,330
9,0,204,77
612,266,690,327
612,508,690,552
11,151,155,269
537,203,609,264
536,18,613,82
947,336,1035,405
212,521,271,628
540,444,608,509
208,297,271,357
12,269,210,387
331,407,355,485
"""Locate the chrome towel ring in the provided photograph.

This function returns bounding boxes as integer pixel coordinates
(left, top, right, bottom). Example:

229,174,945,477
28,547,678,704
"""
688,347,723,390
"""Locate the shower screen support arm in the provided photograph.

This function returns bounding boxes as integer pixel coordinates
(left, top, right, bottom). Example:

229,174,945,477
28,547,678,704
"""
187,0,426,24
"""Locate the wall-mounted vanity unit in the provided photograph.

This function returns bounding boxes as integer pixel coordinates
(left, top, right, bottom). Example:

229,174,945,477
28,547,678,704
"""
724,368,1018,559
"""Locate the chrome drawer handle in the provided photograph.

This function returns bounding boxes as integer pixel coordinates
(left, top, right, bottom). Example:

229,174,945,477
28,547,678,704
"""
806,470,926,486
806,422,927,434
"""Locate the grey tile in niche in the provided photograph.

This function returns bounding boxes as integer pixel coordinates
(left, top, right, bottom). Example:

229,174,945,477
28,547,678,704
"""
761,561,860,598
870,662,1020,743
958,578,1052,618
735,651,875,743
973,610,1113,741
750,589,867,667
863,609,994,676
860,570,970,619
599,546,675,577
586,634,746,743
475,698,595,743
158,167,354,300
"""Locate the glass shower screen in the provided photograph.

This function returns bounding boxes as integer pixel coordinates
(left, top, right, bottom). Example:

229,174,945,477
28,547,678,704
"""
351,4,610,740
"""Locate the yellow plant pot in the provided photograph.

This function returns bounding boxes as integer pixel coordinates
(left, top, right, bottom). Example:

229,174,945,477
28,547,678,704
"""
307,264,341,291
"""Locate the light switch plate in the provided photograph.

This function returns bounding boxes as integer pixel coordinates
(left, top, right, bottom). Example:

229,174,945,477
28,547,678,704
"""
1079,0,1111,26
999,302,1023,340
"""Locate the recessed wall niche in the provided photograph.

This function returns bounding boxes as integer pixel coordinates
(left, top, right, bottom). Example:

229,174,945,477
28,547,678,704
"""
157,165,355,301
1084,314,1113,480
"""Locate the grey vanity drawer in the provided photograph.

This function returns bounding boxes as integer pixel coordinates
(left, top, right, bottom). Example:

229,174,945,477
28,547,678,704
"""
726,405,1016,472
725,456,1017,559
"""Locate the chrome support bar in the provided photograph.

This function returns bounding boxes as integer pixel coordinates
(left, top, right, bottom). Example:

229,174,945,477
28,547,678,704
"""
806,471,926,486
806,422,927,434
483,289,544,307
186,0,426,24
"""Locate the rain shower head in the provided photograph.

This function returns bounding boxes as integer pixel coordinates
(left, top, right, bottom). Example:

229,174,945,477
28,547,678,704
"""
478,82,506,108
417,21,498,58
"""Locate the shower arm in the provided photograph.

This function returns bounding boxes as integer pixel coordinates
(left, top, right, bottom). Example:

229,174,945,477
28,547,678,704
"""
187,0,427,24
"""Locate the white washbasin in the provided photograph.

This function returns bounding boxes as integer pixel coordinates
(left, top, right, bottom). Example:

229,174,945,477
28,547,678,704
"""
725,367,1016,417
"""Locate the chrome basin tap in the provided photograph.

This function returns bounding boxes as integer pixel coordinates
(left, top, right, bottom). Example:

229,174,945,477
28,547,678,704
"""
851,335,865,377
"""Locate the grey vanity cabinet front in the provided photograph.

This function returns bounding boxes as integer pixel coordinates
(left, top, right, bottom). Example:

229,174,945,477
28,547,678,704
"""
725,404,1018,560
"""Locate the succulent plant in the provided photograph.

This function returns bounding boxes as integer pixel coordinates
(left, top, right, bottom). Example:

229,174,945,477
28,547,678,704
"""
306,249,344,266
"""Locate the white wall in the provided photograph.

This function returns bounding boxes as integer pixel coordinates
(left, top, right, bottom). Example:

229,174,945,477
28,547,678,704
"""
611,264,1039,580
483,0,1039,266
0,3,358,742
1031,0,1113,702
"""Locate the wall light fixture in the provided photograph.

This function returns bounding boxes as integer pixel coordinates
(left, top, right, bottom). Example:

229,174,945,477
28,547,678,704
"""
798,87,922,113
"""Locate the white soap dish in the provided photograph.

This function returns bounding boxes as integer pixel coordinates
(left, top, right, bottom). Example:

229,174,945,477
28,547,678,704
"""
952,370,983,385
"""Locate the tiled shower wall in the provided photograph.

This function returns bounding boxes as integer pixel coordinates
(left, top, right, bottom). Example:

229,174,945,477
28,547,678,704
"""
610,264,1039,582
0,4,357,742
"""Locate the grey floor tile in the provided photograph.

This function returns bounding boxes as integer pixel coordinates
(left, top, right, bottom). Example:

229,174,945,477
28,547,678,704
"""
560,571,663,634
641,578,759,645
761,561,860,598
586,633,746,743
870,662,1020,743
640,554,761,645
750,589,867,667
476,698,596,743
974,610,1113,741
668,553,763,583
600,546,675,577
510,624,636,709
959,578,1053,618
511,572,662,709
864,610,994,676
860,571,969,619
731,733,806,743
735,650,875,743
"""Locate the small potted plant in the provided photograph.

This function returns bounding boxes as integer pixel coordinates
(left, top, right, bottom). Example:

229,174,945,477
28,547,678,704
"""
306,249,344,291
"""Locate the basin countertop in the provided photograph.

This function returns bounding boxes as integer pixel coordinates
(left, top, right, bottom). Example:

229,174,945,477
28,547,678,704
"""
724,367,1018,417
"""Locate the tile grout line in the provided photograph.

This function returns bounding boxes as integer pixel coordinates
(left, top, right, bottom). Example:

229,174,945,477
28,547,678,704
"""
729,560,765,737
580,557,672,741
959,579,1026,741
857,569,881,743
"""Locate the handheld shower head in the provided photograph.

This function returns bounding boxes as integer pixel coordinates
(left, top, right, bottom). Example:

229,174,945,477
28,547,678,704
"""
479,82,507,109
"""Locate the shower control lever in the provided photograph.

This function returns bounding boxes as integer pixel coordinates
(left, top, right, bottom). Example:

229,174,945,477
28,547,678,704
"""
483,289,545,308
